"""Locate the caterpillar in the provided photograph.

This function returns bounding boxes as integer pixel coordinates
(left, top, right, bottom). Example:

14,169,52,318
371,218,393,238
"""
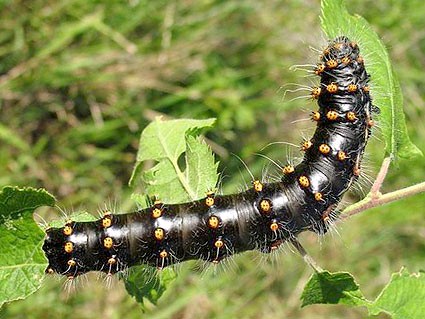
43,36,377,279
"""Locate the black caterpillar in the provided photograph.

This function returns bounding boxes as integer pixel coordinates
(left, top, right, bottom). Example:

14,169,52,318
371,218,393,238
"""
43,36,377,278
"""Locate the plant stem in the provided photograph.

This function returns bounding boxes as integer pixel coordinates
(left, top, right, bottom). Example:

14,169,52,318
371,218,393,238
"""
342,181,425,218
370,156,392,196
290,239,323,272
341,156,425,219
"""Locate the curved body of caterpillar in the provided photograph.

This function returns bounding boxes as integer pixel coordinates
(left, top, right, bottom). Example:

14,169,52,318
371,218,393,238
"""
43,36,377,278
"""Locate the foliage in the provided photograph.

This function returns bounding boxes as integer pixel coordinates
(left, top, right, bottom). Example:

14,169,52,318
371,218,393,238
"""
0,187,55,307
130,118,218,203
302,269,425,319
124,267,177,309
0,0,424,318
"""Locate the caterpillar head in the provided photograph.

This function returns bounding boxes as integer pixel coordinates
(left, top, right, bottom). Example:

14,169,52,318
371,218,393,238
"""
43,217,130,278
43,226,89,278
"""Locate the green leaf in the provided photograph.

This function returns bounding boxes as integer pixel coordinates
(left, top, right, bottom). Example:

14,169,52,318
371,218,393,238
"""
129,117,218,203
369,268,425,319
130,193,150,209
47,211,97,228
320,0,422,159
301,271,368,307
302,268,425,319
124,266,177,309
0,186,55,308
184,135,219,198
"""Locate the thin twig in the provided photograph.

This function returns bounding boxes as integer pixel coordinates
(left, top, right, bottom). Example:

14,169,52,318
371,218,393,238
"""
341,181,425,219
290,239,323,272
370,156,392,196
339,156,425,219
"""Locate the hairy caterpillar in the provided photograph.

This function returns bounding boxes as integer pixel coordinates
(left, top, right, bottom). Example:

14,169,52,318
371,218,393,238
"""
43,36,377,279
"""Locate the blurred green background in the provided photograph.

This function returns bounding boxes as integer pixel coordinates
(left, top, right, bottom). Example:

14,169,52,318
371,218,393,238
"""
1,0,424,318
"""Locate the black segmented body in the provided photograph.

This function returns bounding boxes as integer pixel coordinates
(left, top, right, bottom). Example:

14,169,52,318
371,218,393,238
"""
43,36,377,278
